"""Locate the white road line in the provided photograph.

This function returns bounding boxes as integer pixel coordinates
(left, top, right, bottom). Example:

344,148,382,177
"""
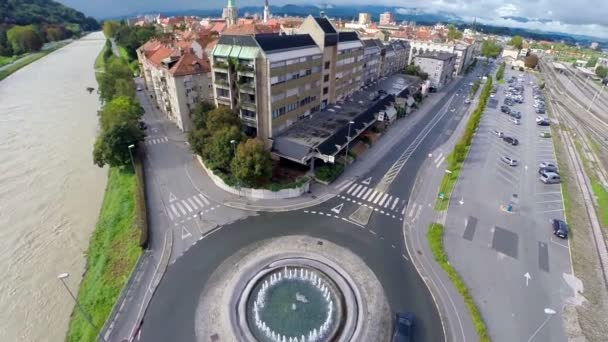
384,195,393,208
368,190,379,203
346,183,357,194
408,203,417,217
336,179,353,191
169,204,180,218
181,200,193,212
175,202,187,215
198,193,210,205
401,205,407,215
536,191,562,195
352,185,366,197
186,197,198,210
192,195,205,208
540,208,564,213
361,188,373,200
434,153,444,164
436,155,446,168
536,200,563,204
378,193,389,206
391,197,400,210
373,191,385,204
168,211,174,221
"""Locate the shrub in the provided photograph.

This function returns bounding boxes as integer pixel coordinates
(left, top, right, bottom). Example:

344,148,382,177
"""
315,163,344,182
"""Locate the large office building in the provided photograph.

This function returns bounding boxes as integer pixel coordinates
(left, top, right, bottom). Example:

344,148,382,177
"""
413,52,456,89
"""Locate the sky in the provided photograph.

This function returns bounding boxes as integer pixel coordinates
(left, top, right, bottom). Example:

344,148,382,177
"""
58,0,608,39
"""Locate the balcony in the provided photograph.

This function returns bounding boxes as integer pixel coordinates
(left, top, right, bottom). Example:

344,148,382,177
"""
217,96,231,106
215,78,230,88
239,81,256,94
240,98,256,110
237,64,255,76
214,61,229,72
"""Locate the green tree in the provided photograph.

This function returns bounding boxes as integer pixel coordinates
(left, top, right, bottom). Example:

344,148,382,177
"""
496,62,505,81
0,28,12,56
93,122,144,168
103,20,120,39
206,126,243,172
6,25,43,54
525,54,539,68
231,138,273,187
596,65,608,79
98,57,135,102
191,101,215,130
45,26,64,41
447,24,463,41
100,96,144,131
404,63,418,75
586,56,598,68
114,78,136,99
509,36,523,49
206,106,241,132
481,40,502,58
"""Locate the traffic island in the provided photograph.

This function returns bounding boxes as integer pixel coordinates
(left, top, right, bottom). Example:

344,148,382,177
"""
194,235,390,342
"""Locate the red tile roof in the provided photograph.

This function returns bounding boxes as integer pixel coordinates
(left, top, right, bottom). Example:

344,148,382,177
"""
223,23,279,36
169,51,210,76
147,46,173,66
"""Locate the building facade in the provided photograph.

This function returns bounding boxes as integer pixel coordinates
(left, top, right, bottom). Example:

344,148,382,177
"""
379,11,395,25
407,39,473,76
361,39,382,84
358,13,371,26
413,52,456,89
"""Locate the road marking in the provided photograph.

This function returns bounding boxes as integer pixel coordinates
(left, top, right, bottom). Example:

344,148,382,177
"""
524,272,531,286
346,183,357,194
198,194,210,205
402,254,409,261
181,200,193,212
331,203,344,214
362,177,372,185
384,195,393,208
369,230,377,235
436,155,446,168
186,197,198,209
353,185,367,198
373,191,385,204
535,199,563,204
168,211,174,221
368,190,379,202
434,153,444,164
391,197,399,210
361,188,373,200
378,193,389,206
192,195,205,208
536,191,562,195
181,226,192,240
175,202,187,215
408,203,417,217
336,179,354,191
169,204,179,218
169,192,177,202
540,208,564,213
351,184,363,197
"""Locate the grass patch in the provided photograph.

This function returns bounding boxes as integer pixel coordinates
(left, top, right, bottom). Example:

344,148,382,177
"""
118,46,130,61
66,167,143,342
427,223,490,342
0,54,22,67
591,181,608,227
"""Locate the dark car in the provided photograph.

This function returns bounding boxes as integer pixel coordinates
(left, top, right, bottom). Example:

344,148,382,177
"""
392,312,414,342
538,120,550,126
552,219,568,239
501,106,511,114
503,136,519,145
509,112,521,119
138,121,147,130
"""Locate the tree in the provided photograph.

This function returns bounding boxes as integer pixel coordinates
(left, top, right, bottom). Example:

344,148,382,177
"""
98,57,135,102
404,63,418,75
447,24,463,41
525,54,539,68
0,28,12,56
191,101,215,130
231,138,272,187
206,106,241,133
103,20,120,39
596,65,608,79
44,26,64,41
509,36,524,49
481,40,502,58
6,25,43,54
586,56,598,68
93,122,145,168
496,62,505,80
206,126,243,172
100,96,144,131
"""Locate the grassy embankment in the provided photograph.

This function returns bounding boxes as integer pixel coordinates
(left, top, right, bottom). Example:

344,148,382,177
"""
66,44,144,342
435,77,493,210
427,223,490,342
572,139,608,228
0,43,68,81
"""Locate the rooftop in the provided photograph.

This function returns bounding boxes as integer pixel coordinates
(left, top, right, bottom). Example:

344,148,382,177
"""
272,74,421,163
338,31,360,42
255,34,317,52
313,17,337,34
415,52,456,61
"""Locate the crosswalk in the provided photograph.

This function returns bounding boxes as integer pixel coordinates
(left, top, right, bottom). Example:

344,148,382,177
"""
145,136,168,145
335,180,405,212
168,193,212,221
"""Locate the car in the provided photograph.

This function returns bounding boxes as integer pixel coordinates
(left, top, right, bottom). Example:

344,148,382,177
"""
540,171,561,184
392,312,414,342
501,106,511,114
138,121,147,130
539,161,557,169
469,82,474,86
136,85,143,91
509,112,521,119
508,117,520,125
536,116,548,123
464,98,471,104
490,93,496,98
539,166,559,175
378,89,388,95
492,129,504,137
539,132,551,138
538,120,550,126
552,219,569,239
503,136,519,145
501,156,518,166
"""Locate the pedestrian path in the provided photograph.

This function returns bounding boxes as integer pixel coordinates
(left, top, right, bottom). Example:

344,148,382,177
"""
335,180,406,213
145,136,168,145
168,193,216,221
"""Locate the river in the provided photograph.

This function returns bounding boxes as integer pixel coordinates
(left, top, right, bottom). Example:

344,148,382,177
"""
0,32,107,341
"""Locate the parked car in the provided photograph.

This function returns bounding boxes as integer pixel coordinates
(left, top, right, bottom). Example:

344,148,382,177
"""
392,312,414,342
503,136,519,145
509,112,521,119
537,120,550,126
501,156,518,166
136,85,143,91
539,166,559,175
508,117,520,125
501,106,511,114
536,116,548,123
138,121,147,130
464,98,471,104
539,161,557,169
539,132,551,138
493,129,504,137
540,172,561,184
552,219,569,239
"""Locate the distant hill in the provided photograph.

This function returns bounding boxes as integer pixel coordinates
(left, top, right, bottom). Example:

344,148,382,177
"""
0,0,99,31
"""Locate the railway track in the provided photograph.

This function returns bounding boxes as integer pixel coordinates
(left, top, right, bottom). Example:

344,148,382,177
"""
561,66,608,111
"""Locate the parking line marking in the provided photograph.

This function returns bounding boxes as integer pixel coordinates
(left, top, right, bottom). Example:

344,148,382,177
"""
540,208,564,213
536,200,563,204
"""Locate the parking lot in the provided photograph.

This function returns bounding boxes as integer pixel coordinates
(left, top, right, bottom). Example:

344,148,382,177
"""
444,66,573,341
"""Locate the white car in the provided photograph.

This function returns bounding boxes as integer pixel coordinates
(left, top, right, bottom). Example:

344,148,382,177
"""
490,93,496,98
501,156,518,166
464,99,471,104
492,129,504,137
508,117,520,125
536,116,548,123
539,161,557,169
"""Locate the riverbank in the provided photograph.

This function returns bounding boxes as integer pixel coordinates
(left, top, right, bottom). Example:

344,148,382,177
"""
0,42,70,82
66,43,144,342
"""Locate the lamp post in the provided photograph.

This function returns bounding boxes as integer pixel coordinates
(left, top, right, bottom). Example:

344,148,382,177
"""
230,139,240,196
344,120,355,165
57,273,104,340
128,144,136,171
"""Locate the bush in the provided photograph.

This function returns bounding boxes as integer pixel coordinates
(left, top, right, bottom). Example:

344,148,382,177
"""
315,163,344,182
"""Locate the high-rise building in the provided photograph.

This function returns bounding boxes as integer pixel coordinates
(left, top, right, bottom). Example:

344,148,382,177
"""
263,0,270,23
224,0,238,27
379,11,395,25
358,13,371,26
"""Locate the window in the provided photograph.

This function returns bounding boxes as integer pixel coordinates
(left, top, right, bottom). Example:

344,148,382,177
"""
272,92,285,102
272,106,286,119
323,87,328,95
286,102,298,112
325,61,330,69
313,55,322,60
324,74,329,82
286,88,298,97
271,61,285,68
312,66,321,73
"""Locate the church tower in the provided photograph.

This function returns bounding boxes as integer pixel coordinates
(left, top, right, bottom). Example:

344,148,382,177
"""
225,0,238,27
263,0,270,23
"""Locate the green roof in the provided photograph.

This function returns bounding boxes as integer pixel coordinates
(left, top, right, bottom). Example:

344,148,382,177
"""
238,46,259,60
213,44,233,57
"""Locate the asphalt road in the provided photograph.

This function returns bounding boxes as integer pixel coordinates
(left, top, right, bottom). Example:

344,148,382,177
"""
444,68,574,342
139,63,489,341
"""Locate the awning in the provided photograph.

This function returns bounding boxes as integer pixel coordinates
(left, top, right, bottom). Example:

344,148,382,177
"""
239,46,259,60
228,45,242,58
213,44,232,57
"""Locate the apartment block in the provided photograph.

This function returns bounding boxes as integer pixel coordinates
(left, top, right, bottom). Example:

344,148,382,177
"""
211,34,323,144
413,52,456,89
138,40,213,131
379,11,395,25
407,40,474,76
361,39,382,84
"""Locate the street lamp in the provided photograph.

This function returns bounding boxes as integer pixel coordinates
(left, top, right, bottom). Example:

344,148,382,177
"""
128,144,136,171
229,139,240,196
344,120,355,165
57,273,104,340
